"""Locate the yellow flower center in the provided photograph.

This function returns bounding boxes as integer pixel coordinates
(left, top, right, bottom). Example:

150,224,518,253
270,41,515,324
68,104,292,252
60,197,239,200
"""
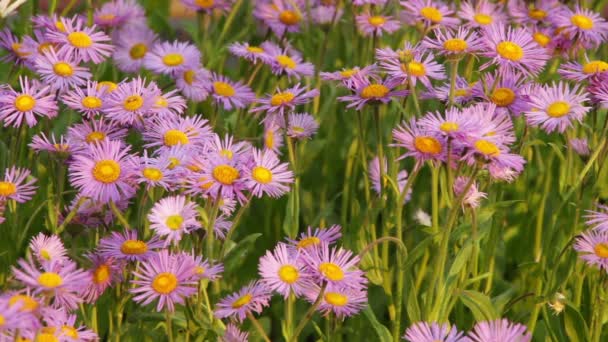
162,53,184,67
38,42,54,54
491,87,516,107
53,62,73,77
340,68,357,78
85,131,106,143
232,294,252,308
270,92,295,106
318,262,344,281
93,264,110,284
455,88,469,97
36,333,58,342
291,126,305,133
213,164,239,185
168,157,180,169
440,121,459,133
195,0,214,8
474,13,493,25
496,41,524,61
129,43,148,59
265,130,275,149
403,61,426,77
11,42,30,57
594,243,608,258
247,46,264,53
368,16,386,27
528,9,547,20
443,38,468,52
97,81,117,93
546,101,570,118
9,294,38,312
152,272,178,294
278,265,299,284
37,272,63,289
279,10,301,25
198,176,214,190
582,61,608,74
123,95,144,111
420,7,442,23
98,13,116,22
143,167,163,181
121,240,148,254
195,266,205,274
14,94,36,112
67,32,93,48
155,96,168,108
213,81,236,97
40,249,51,260
55,21,66,32
164,129,190,146
0,181,17,196
276,55,296,69
183,70,196,85
166,215,184,230
297,236,321,249
324,292,348,306
414,136,442,154
92,160,121,183
360,84,389,99
533,32,550,47
220,149,234,159
252,166,273,184
474,139,500,156
82,96,102,109
571,14,593,30
61,326,79,339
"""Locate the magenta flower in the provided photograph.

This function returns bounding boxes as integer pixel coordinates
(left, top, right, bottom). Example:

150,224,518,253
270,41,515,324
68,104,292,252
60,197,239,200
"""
459,0,507,28
453,176,487,209
229,41,271,64
508,0,561,26
0,76,58,127
97,229,164,262
0,167,37,203
258,243,313,298
254,84,319,126
175,65,212,102
103,77,161,125
263,43,314,79
254,0,304,37
355,13,401,37
338,76,408,110
369,156,411,202
304,283,367,318
379,50,446,90
400,0,460,28
94,0,146,28
468,319,531,342
221,323,249,342
585,204,608,233
136,151,177,190
472,69,531,117
35,48,91,92
82,253,122,303
62,81,108,118
403,321,469,342
286,225,342,250
47,16,113,64
214,280,271,322
568,138,590,157
244,149,294,198
552,6,608,49
392,118,446,167
113,25,158,73
524,82,590,133
321,64,379,89
210,73,256,110
422,27,483,56
67,117,128,150
206,134,252,162
148,195,201,246
0,28,31,66
263,124,284,154
287,112,319,140
144,40,201,76
200,155,248,203
559,58,608,82
30,133,72,155
143,114,211,151
28,233,67,265
301,243,366,288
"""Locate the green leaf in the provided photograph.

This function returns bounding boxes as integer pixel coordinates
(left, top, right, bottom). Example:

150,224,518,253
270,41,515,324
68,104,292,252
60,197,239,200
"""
362,306,392,342
458,290,499,321
223,233,262,274
563,303,590,342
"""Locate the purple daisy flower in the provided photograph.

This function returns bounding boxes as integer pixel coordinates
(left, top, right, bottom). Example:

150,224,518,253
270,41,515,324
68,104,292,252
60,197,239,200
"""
422,27,483,56
143,114,211,151
508,0,561,26
400,0,460,28
376,42,425,63
568,138,590,157
41,308,99,341
0,167,37,203
585,204,608,233
229,41,271,64
263,124,284,154
94,0,146,28
453,176,487,209
20,29,56,63
151,88,187,118
480,24,549,77
35,49,91,92
263,43,314,79
339,76,408,110
0,28,31,65
67,118,127,149
418,107,476,142
178,252,224,281
0,298,34,332
62,81,108,118
113,25,158,73
466,103,517,145
304,283,367,318
82,253,122,303
0,76,58,128
552,6,608,49
287,112,319,139
214,280,272,322
210,73,256,110
28,233,67,265
254,83,319,123
175,65,212,102
468,319,531,342
221,323,249,342
47,16,113,64
12,258,88,310
287,224,342,250
131,250,198,312
575,228,608,271
423,76,475,105
379,50,446,90
459,0,507,28
143,40,201,76
258,243,314,298
369,156,411,202
206,134,252,161
98,229,164,262
355,13,401,37
244,149,293,198
103,77,161,126
254,0,304,37
472,70,530,117
524,82,590,133
201,155,248,203
320,64,378,89
403,321,469,342
3,290,42,319
559,57,608,82
462,136,525,174
148,196,201,246
301,243,366,288
310,5,344,25
69,139,137,203
136,151,176,190
392,118,446,167
29,132,72,155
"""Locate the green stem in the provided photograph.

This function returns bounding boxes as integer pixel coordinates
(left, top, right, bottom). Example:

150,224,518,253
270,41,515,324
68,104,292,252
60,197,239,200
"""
247,312,271,342
166,310,174,342
57,196,87,234
447,59,460,107
109,200,131,230
431,163,440,234
291,282,327,342
285,291,295,340
219,193,254,259
286,135,300,238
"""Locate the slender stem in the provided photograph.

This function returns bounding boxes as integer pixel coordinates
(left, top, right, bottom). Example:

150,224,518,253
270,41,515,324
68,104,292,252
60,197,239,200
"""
447,59,460,107
286,136,300,238
246,63,264,87
165,310,174,342
291,282,327,342
219,193,254,259
356,111,371,204
109,200,131,230
57,196,87,233
431,163,440,234
285,291,295,340
374,106,385,194
247,312,271,342
357,236,407,260
206,199,220,260
217,0,244,43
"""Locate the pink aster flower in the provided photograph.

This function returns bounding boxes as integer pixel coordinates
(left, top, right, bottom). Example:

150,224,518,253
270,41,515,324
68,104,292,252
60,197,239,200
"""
67,118,128,150
263,43,314,79
459,0,507,29
0,76,58,128
353,0,387,5
131,250,198,312
35,49,91,93
258,243,314,298
453,176,487,209
221,323,249,342
480,24,549,77
214,280,272,322
575,229,608,271
400,0,460,28
310,5,343,26
148,195,201,246
29,132,72,155
524,82,590,133
40,308,99,341
103,77,161,126
320,64,379,89
244,149,293,198
62,81,108,118
403,321,469,342
28,233,67,265
585,204,608,233
229,41,271,64
150,88,187,118
0,167,37,203
418,107,476,141
287,224,342,250
20,29,56,64
136,151,176,190
254,0,304,38
113,25,158,73
0,28,31,66
201,155,248,203
82,253,122,303
559,57,608,82
263,124,284,154
422,76,475,105
143,114,212,151
355,13,400,37
287,112,319,139
175,65,212,102
339,76,408,110
143,40,201,76
209,73,256,110
392,118,446,167
568,138,590,157
0,298,36,332
206,134,252,162
468,319,531,342
422,27,483,56
47,16,113,64
379,50,446,90
552,6,608,49
301,243,366,288
508,0,561,26
304,283,367,318
254,84,319,125
369,156,411,202
94,0,146,28
97,229,164,262
178,252,224,281
68,139,138,203
472,69,531,117
12,258,88,310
